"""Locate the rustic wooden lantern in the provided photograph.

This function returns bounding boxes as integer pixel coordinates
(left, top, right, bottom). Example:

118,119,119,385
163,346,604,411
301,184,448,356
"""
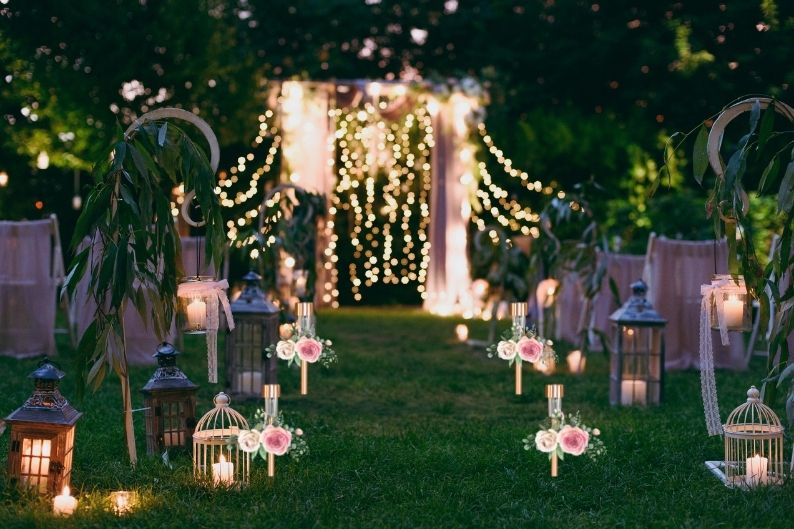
141,342,199,455
226,271,280,398
609,279,666,406
5,360,82,495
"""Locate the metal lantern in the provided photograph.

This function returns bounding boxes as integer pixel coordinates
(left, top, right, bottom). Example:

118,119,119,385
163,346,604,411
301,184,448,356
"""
5,361,82,495
707,274,752,333
177,276,216,334
722,386,784,488
262,384,280,478
609,279,666,407
140,342,199,455
193,392,250,487
510,302,527,395
226,271,279,398
297,301,316,395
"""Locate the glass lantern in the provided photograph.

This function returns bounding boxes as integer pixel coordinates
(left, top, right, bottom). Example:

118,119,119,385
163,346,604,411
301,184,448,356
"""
510,302,527,339
226,271,279,398
722,386,784,488
609,279,666,407
708,274,752,333
262,384,281,478
545,384,564,419
5,361,82,495
193,393,250,487
177,276,216,334
140,342,199,455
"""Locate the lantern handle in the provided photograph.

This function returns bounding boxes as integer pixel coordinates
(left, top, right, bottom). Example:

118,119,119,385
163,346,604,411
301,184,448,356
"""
124,108,220,228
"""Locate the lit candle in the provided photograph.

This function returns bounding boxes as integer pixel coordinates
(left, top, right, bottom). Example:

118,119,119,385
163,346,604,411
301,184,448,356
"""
186,298,207,330
566,350,586,374
163,429,185,447
455,324,469,342
745,454,768,487
294,271,308,297
212,454,234,486
53,486,77,516
723,294,744,328
620,379,647,405
110,490,134,515
236,371,262,393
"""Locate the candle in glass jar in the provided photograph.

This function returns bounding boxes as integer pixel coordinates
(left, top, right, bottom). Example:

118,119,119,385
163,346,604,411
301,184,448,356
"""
53,486,77,516
566,350,586,374
620,379,647,405
212,454,234,486
186,298,207,329
723,295,744,328
745,454,768,487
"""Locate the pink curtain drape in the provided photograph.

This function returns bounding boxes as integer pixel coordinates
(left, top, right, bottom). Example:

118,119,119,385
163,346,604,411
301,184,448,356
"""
72,236,213,365
590,253,646,350
644,235,745,370
555,271,583,344
0,218,62,358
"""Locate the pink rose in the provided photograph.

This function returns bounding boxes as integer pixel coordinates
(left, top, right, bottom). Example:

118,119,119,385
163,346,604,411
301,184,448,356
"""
295,337,322,364
558,426,589,456
517,337,543,363
260,425,292,456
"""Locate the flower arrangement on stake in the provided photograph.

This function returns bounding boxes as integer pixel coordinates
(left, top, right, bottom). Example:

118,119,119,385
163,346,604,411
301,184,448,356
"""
235,409,308,478
523,411,604,477
486,302,555,394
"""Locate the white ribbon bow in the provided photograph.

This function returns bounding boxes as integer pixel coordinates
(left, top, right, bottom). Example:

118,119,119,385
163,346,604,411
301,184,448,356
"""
177,279,235,383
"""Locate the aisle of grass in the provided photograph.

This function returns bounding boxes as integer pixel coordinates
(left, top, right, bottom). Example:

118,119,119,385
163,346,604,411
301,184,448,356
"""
0,308,792,528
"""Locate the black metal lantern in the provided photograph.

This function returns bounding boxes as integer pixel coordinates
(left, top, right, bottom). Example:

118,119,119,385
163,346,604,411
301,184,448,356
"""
226,271,280,398
5,361,82,495
609,279,667,406
141,343,199,455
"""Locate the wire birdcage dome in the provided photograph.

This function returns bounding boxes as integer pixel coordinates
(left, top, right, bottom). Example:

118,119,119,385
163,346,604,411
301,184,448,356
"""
192,392,250,487
723,386,784,488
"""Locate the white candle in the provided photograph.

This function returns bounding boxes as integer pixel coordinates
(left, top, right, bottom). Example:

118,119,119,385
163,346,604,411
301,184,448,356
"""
110,490,134,515
236,371,262,393
455,324,469,342
212,454,234,486
53,486,77,516
163,429,185,447
745,454,768,487
186,298,207,329
620,379,647,405
566,350,586,374
294,272,308,297
723,294,744,328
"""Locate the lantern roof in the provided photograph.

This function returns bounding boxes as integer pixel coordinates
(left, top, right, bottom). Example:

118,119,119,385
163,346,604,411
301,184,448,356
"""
5,360,82,426
609,279,667,326
230,271,278,315
141,343,199,393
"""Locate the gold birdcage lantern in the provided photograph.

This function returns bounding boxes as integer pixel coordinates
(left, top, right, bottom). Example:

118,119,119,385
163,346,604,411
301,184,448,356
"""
706,274,752,333
141,342,199,455
5,361,82,495
226,271,279,398
721,386,784,488
609,279,666,406
192,392,250,487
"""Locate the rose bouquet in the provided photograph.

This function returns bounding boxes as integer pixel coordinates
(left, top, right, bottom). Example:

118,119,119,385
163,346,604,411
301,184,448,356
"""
486,327,554,367
235,409,308,462
523,411,605,464
266,324,337,369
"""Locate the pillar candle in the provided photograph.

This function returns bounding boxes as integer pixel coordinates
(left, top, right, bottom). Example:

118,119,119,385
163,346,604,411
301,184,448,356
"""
620,379,647,405
212,454,234,486
566,350,586,374
723,295,744,328
53,486,77,516
186,298,207,329
236,371,262,393
745,454,768,487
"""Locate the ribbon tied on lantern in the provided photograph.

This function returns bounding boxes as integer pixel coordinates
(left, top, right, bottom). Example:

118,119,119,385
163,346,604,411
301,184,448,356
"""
177,279,235,383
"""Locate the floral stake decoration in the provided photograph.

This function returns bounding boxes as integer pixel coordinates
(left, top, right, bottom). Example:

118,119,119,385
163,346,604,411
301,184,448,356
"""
524,411,604,478
486,302,552,395
267,302,337,395
235,384,308,479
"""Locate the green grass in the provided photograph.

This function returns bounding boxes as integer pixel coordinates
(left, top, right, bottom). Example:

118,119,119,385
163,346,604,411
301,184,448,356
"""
0,307,792,528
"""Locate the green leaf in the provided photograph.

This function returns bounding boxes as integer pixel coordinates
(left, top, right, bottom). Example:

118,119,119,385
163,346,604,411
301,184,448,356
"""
71,184,111,249
119,184,140,216
759,156,779,194
158,122,168,147
758,100,775,151
778,161,794,213
111,141,127,171
692,125,708,186
62,246,90,301
749,99,761,133
725,148,746,190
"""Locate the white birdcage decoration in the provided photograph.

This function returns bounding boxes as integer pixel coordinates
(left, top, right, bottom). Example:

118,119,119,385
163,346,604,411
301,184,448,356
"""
705,274,752,332
721,386,784,488
192,393,250,487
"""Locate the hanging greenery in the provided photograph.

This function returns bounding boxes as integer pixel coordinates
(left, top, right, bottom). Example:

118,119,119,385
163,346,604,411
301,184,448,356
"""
62,117,225,464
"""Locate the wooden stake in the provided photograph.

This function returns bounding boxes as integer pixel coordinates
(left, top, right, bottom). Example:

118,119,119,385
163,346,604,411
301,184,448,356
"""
514,361,522,395
300,361,308,395
267,452,275,478
551,451,558,477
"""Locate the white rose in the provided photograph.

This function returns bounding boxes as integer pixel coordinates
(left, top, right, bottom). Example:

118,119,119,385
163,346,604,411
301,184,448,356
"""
496,340,517,360
535,429,558,453
276,340,295,360
238,429,261,453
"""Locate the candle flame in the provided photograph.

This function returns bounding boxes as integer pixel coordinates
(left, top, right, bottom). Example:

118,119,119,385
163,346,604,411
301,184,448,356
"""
219,454,226,464
62,486,70,496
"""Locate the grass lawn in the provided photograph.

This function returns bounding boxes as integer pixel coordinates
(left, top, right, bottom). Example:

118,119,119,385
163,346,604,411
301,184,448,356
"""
0,307,792,528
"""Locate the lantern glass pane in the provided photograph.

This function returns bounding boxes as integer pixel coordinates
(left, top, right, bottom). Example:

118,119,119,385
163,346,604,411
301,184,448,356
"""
20,437,52,493
709,274,752,332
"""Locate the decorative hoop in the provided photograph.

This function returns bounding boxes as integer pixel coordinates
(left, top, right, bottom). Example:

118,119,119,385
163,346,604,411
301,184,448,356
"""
707,97,794,215
124,107,220,227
